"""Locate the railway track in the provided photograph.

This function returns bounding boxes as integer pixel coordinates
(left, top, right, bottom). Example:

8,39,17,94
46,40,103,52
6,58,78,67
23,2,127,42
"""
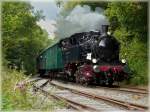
55,79,148,94
94,86,148,94
51,79,148,95
26,77,42,83
32,79,100,111
29,78,148,111
116,87,148,94
49,81,148,111
120,86,148,93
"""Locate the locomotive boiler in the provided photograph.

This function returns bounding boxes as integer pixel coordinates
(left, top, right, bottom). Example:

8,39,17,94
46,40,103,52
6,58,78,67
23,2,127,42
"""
37,25,131,86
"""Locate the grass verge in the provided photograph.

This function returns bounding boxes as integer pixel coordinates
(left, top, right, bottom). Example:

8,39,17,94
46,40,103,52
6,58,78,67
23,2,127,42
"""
2,69,66,111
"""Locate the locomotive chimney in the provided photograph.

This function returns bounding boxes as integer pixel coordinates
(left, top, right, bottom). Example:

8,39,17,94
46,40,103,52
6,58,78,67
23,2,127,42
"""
101,25,109,35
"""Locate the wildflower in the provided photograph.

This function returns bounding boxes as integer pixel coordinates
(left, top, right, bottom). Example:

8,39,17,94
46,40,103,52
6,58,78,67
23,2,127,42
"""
14,81,27,91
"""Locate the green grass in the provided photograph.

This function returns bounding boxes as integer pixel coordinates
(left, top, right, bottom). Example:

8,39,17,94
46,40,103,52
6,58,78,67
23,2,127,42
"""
2,69,66,111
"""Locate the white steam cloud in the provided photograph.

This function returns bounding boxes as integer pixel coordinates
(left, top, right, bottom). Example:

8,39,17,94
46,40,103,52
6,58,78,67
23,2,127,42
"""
55,5,109,39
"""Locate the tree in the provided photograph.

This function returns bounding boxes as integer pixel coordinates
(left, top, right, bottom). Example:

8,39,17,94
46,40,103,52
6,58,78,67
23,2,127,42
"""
105,2,148,85
105,2,147,41
2,2,49,74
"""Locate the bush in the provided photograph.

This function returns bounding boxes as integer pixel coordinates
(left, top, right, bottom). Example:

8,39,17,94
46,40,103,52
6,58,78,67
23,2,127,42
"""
2,69,66,110
114,28,148,85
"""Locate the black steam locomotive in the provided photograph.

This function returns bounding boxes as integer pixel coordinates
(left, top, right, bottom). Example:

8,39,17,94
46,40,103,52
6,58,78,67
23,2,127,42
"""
37,25,131,85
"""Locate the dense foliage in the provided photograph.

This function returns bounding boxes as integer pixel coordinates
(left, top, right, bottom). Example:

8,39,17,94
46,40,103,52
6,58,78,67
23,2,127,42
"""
2,2,50,74
105,2,148,85
57,1,148,85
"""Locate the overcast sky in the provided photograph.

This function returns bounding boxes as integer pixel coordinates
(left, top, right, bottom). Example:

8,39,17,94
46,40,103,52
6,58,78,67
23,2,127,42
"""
30,0,60,39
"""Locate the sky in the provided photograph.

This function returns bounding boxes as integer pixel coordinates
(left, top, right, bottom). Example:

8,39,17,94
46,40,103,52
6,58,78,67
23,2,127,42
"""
30,0,60,39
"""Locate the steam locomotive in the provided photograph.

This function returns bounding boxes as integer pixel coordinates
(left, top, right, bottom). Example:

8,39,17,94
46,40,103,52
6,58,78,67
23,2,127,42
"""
37,25,131,85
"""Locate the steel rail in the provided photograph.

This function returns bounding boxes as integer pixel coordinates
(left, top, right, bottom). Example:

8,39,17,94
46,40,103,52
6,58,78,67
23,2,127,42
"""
48,80,148,94
33,85,99,112
32,79,99,111
22,77,42,84
116,88,148,94
32,80,81,111
33,85,81,111
121,87,148,92
94,86,148,94
49,81,148,111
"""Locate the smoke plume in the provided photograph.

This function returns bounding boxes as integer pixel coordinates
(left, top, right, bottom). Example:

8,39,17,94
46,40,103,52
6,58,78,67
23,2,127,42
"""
55,5,109,39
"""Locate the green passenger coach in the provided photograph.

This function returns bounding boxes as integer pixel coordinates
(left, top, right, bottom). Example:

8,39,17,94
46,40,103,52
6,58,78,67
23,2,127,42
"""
37,43,64,75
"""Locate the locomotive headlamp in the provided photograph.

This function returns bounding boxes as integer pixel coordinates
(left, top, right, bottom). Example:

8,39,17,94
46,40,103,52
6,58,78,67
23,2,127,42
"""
92,59,97,63
107,31,111,35
93,65,100,73
121,59,126,64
